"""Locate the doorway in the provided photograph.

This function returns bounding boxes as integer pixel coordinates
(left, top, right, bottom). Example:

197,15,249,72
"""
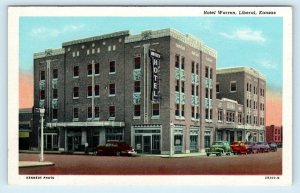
143,136,151,153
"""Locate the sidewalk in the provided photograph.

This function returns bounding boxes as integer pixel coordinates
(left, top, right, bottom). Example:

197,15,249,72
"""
19,161,55,168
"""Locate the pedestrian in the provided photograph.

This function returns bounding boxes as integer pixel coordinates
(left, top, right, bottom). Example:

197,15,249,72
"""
85,142,89,155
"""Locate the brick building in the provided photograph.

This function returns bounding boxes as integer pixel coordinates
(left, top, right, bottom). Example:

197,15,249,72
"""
216,67,266,143
266,125,282,146
32,28,266,154
19,108,33,150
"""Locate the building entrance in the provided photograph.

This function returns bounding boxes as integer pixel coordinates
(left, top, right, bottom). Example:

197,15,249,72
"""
67,135,81,151
143,136,151,153
43,133,58,150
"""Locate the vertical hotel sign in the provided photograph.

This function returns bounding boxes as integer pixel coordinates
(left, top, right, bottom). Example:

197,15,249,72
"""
149,50,161,101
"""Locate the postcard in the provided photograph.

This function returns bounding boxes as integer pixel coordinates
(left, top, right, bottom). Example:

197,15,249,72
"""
8,6,292,186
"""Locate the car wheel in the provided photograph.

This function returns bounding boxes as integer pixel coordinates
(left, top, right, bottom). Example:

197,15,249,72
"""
116,151,121,156
206,153,210,157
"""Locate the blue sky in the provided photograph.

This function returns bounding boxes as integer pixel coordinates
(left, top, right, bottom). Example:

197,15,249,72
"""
20,17,283,91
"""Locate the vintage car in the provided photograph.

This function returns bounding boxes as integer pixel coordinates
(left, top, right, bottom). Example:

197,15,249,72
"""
206,141,232,156
256,142,271,153
245,142,259,153
230,141,251,154
268,142,278,152
95,141,137,156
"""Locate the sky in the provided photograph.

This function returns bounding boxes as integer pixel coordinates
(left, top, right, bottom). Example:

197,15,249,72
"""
19,16,283,126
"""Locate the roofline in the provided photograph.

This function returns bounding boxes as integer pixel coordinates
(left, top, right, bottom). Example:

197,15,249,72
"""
34,48,65,59
216,66,266,80
62,30,130,46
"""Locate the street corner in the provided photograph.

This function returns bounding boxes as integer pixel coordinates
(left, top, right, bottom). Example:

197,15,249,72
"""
19,161,55,168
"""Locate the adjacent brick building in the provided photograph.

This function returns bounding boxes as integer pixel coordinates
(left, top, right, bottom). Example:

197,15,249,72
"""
266,125,282,146
31,28,266,154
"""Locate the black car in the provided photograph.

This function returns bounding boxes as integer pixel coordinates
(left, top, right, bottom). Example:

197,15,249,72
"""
268,142,278,152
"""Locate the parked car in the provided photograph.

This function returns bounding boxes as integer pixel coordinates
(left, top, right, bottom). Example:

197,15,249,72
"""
268,142,278,152
230,141,251,154
95,142,137,156
206,141,232,156
245,142,259,153
256,142,270,153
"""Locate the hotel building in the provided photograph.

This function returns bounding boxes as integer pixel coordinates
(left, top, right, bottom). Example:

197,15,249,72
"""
31,29,266,154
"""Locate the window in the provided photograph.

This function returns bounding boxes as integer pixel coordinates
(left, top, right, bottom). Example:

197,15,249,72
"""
250,100,252,108
181,81,185,93
254,86,256,94
205,67,209,78
250,84,252,92
152,103,160,116
73,87,79,98
95,63,99,75
53,69,58,79
109,106,115,117
218,110,223,121
191,62,195,73
72,52,75,57
53,89,58,99
191,106,195,118
134,105,141,117
210,69,213,79
247,83,249,91
95,106,100,118
191,85,195,95
175,80,180,92
181,57,185,70
175,55,179,68
196,63,199,75
53,109,58,119
196,107,200,119
97,48,100,53
175,104,180,116
40,71,45,80
205,109,209,119
238,113,242,124
216,83,220,93
210,109,213,120
87,86,92,97
87,49,90,55
87,64,92,75
210,89,213,99
134,81,140,93
109,61,116,73
76,51,79,56
73,108,78,119
95,85,99,96
109,83,115,95
73,66,79,77
92,48,95,54
205,88,209,98
230,81,237,92
40,90,45,100
87,107,92,118
134,57,141,69
181,104,185,117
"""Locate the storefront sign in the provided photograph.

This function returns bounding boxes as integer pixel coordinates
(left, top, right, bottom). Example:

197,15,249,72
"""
149,50,161,101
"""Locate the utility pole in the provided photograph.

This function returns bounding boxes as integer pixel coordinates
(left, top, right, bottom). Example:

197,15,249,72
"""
39,108,45,162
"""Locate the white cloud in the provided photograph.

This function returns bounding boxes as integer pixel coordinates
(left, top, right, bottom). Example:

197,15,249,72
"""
31,24,85,38
219,28,266,43
259,60,278,70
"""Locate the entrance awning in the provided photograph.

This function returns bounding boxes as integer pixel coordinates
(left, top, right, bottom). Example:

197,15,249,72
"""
47,121,125,128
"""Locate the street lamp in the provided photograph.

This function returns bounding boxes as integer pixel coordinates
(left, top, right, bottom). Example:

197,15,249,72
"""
39,108,45,162
170,122,174,157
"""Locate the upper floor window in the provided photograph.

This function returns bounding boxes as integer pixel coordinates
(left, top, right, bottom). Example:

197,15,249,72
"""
181,104,185,117
191,85,195,95
191,106,195,118
134,81,140,93
191,61,195,73
210,89,213,99
210,69,213,79
230,81,237,92
87,86,92,97
134,105,141,117
53,89,58,99
95,85,100,96
40,71,45,80
175,80,180,92
73,66,79,77
73,87,79,98
53,69,58,79
52,109,58,119
109,61,116,73
175,55,180,68
205,67,209,78
73,108,78,119
175,104,180,116
134,57,141,69
95,106,100,118
205,88,209,98
181,57,185,70
87,107,92,118
196,63,199,75
109,106,115,117
152,103,160,116
95,63,99,75
196,85,199,96
40,90,45,100
218,110,223,121
109,83,115,95
87,64,92,75
181,81,185,93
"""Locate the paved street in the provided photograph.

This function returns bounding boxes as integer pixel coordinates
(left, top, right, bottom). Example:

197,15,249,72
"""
19,149,282,175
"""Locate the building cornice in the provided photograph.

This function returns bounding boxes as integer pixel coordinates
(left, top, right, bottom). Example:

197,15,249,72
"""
62,30,130,46
216,66,266,81
125,28,217,57
34,48,65,59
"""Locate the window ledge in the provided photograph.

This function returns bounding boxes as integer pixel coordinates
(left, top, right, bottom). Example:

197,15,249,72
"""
73,76,79,79
109,94,116,97
73,118,79,122
94,74,100,76
151,116,160,120
73,97,79,99
87,118,93,121
191,118,200,122
94,95,100,98
87,96,92,98
109,72,116,75
87,75,93,77
52,119,58,122
205,119,212,123
108,117,116,121
175,116,185,120
133,116,141,120
94,118,100,121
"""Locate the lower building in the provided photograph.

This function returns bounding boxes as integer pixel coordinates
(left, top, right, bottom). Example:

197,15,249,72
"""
266,125,282,147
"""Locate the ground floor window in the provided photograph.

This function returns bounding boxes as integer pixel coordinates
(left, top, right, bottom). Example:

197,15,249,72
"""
237,131,243,141
216,130,222,141
174,135,183,153
190,135,198,152
105,128,124,142
204,130,211,148
43,133,58,150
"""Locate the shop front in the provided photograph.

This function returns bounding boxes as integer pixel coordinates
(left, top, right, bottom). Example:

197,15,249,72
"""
132,125,161,154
